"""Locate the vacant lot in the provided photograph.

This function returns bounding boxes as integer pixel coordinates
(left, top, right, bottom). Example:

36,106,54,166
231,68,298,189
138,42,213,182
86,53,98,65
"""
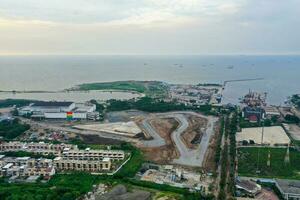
236,126,290,146
238,147,300,179
80,134,123,145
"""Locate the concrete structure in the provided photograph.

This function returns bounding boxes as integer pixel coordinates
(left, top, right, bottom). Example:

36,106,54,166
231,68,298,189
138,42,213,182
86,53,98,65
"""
236,126,290,146
54,157,111,172
74,121,142,137
0,156,55,178
18,101,99,120
275,179,300,200
265,106,280,118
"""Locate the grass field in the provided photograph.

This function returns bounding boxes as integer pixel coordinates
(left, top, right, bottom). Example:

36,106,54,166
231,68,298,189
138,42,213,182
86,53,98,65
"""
238,147,300,179
73,80,169,98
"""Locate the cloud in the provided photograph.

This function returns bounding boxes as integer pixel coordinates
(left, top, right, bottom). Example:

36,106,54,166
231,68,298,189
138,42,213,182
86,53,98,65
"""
0,0,244,26
0,0,299,54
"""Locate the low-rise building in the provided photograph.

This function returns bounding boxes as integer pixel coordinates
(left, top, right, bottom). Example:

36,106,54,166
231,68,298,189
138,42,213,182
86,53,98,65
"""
0,141,77,156
62,148,125,161
0,142,125,162
18,101,99,120
0,155,55,178
276,179,300,200
54,157,111,172
265,106,280,118
242,106,265,123
236,179,261,197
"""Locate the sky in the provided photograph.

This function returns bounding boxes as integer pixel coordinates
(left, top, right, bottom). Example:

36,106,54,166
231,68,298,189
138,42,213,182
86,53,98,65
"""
0,0,299,55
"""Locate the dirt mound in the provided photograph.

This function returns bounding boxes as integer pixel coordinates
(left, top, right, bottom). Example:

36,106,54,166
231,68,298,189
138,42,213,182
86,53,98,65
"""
181,115,208,149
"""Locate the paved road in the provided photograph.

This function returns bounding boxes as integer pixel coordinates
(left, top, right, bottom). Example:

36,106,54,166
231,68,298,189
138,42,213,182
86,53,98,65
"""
171,112,218,167
140,118,166,147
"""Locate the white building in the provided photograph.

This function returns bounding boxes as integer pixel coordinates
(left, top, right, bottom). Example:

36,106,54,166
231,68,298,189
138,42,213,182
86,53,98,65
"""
19,101,99,120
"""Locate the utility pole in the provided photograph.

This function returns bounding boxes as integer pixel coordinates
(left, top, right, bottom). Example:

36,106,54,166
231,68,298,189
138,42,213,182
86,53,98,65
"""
256,118,265,174
284,145,290,165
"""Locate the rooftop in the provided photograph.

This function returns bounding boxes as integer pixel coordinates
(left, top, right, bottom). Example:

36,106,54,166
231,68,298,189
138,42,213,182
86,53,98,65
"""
32,101,74,107
276,179,300,195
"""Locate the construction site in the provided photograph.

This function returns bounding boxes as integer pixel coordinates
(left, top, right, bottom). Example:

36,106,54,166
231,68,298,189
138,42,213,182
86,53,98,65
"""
13,108,219,170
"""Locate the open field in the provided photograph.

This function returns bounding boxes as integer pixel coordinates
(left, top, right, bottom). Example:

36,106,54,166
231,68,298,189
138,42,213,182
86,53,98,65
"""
238,147,300,179
236,126,290,146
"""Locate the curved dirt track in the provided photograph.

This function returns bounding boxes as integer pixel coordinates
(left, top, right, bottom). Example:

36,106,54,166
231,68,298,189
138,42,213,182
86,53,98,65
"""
140,111,218,167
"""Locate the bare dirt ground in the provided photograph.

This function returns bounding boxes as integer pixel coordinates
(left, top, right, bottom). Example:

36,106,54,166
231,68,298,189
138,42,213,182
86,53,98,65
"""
181,115,208,149
140,118,179,164
80,134,123,145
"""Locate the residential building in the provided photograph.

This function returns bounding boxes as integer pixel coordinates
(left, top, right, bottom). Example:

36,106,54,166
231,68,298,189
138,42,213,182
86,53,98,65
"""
53,157,111,172
0,156,55,178
62,148,125,161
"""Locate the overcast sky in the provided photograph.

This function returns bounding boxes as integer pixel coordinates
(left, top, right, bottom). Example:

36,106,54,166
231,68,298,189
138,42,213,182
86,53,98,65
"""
0,0,299,55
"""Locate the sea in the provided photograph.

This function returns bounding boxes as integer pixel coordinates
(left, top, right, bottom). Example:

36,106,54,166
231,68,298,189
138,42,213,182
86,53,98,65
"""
0,55,299,105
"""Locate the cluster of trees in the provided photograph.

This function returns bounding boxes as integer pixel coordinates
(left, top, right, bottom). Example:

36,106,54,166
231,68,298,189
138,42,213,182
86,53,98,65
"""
214,118,224,166
228,113,238,196
291,94,300,108
106,97,187,112
0,118,30,140
285,114,300,124
0,172,96,200
218,112,238,200
106,96,213,114
0,99,35,108
112,143,144,178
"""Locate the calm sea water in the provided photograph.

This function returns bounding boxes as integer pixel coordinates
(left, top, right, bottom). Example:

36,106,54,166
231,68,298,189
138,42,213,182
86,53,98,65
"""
0,55,299,105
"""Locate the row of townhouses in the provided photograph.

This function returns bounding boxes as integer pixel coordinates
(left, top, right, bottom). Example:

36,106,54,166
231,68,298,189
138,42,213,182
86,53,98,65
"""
0,142,127,181
0,142,125,160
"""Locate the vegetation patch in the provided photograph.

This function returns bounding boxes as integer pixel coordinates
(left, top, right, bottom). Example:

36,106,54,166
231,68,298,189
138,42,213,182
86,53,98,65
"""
0,99,35,108
72,80,169,98
106,96,213,115
238,147,300,179
0,118,30,140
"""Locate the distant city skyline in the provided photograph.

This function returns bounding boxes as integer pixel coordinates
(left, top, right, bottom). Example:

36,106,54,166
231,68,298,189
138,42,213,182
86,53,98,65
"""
0,0,299,55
